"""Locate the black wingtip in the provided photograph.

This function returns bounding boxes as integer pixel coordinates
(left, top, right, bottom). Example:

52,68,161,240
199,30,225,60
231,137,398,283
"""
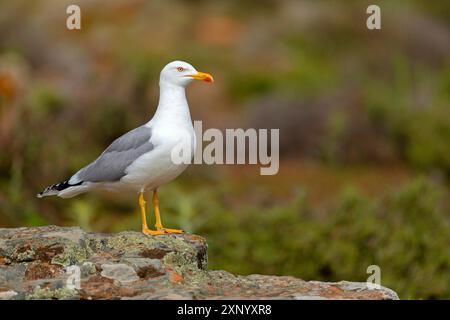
38,179,83,198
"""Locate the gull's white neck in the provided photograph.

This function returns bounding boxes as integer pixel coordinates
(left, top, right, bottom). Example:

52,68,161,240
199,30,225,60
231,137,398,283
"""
150,81,192,125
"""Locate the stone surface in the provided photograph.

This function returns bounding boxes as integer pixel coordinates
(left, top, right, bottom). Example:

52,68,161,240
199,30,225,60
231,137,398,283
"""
0,226,399,300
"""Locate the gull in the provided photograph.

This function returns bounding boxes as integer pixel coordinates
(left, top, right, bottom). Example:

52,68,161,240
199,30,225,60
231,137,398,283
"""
37,61,213,235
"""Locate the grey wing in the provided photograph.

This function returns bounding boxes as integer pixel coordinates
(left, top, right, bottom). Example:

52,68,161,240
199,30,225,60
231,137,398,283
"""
70,125,154,183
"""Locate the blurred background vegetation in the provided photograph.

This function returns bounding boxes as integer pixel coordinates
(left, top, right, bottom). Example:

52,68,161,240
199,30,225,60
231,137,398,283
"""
0,0,449,299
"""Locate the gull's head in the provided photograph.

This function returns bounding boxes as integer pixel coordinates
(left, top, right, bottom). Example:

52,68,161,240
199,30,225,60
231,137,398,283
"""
160,60,214,88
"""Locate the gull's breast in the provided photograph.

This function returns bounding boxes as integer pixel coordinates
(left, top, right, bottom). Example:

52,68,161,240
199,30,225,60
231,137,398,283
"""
120,124,195,191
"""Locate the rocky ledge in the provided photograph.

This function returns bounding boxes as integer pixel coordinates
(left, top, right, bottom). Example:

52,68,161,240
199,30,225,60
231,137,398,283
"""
0,226,399,300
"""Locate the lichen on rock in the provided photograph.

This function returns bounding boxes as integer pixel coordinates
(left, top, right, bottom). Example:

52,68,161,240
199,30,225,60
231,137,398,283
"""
0,226,399,300
26,286,78,300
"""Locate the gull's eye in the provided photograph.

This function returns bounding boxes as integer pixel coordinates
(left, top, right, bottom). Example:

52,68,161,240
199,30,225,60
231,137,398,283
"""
177,67,184,72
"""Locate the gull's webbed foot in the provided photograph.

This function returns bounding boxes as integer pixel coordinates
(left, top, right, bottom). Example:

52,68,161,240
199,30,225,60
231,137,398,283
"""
142,227,184,236
142,227,166,236
157,227,184,234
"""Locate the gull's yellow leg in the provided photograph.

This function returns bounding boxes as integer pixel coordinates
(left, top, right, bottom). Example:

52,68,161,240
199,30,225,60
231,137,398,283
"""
140,192,165,236
153,190,184,234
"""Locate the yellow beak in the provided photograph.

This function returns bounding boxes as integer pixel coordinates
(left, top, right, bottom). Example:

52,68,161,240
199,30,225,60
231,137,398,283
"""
188,71,214,83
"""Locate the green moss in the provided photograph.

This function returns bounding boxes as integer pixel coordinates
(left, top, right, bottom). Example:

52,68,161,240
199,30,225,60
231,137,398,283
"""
81,261,97,275
104,233,198,256
16,250,35,262
163,251,210,286
51,245,92,267
105,233,156,250
26,287,78,300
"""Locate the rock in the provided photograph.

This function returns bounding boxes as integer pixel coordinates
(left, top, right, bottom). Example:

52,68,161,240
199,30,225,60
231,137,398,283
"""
120,257,164,278
0,290,17,300
0,225,399,300
100,264,140,285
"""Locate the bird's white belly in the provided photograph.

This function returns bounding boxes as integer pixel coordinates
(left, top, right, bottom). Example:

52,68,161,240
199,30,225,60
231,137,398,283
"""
117,126,195,192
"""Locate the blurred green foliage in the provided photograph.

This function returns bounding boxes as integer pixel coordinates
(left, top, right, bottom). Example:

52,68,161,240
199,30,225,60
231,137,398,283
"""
0,0,449,299
364,55,450,176
192,178,450,300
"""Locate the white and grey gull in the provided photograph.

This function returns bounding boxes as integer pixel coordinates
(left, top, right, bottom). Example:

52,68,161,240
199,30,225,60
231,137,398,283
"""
37,60,213,235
